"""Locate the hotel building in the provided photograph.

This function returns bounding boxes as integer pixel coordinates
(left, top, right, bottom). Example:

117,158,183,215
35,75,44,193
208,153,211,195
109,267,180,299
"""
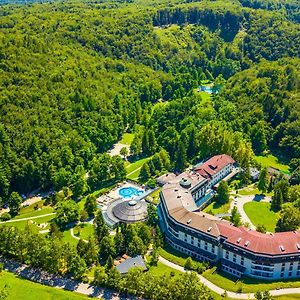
158,154,300,280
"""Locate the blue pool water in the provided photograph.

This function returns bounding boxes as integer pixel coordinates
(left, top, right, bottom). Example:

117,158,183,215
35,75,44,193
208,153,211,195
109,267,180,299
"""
119,187,144,199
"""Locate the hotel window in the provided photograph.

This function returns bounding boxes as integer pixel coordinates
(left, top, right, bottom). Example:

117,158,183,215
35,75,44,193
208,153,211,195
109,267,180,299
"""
212,246,215,254
233,254,236,263
297,271,300,276
289,272,292,277
280,273,284,278
298,264,300,270
241,257,244,266
281,267,285,272
225,251,229,260
289,266,293,271
204,242,208,251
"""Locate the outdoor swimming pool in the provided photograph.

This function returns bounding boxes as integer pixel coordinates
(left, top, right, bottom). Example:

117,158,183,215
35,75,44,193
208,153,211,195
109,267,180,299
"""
119,186,144,199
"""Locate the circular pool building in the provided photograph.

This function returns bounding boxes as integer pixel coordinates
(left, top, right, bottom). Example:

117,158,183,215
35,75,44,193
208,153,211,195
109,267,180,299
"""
104,198,148,226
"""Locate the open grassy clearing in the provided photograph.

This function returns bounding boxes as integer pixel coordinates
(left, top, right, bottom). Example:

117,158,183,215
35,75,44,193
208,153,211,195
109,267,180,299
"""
243,202,279,232
62,229,79,247
254,154,290,174
203,200,231,216
119,133,134,145
147,261,183,278
158,244,191,267
3,215,55,232
0,271,88,300
238,184,273,196
125,157,150,181
202,267,300,293
14,206,54,220
275,295,300,300
73,223,94,240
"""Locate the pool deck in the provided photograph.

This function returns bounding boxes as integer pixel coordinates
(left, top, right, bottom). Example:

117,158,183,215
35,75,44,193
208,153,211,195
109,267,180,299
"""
108,182,145,200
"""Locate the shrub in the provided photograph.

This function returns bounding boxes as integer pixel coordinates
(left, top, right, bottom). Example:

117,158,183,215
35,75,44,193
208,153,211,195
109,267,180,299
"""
0,213,11,221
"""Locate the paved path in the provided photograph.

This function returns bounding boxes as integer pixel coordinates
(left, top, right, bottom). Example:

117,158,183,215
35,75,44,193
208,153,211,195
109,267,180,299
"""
0,213,56,224
108,143,130,157
159,256,300,299
0,256,133,300
230,194,272,230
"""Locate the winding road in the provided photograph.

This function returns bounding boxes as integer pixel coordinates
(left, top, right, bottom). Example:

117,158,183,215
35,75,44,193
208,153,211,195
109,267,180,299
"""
158,256,300,299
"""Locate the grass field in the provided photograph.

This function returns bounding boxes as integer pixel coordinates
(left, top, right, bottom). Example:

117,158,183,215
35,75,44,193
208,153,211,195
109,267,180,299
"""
119,133,134,145
203,267,300,293
243,201,279,232
62,229,78,247
158,244,192,267
275,295,300,300
203,200,231,216
14,206,54,220
254,154,290,174
126,157,149,181
0,271,88,300
148,261,183,278
73,223,94,240
3,214,55,232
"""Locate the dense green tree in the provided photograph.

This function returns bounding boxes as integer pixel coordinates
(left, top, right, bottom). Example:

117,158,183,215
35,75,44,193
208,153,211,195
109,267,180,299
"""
216,181,230,204
94,266,108,286
230,206,242,227
174,141,188,171
100,236,116,262
276,204,300,232
258,168,268,194
7,192,22,216
84,195,97,217
94,210,109,243
55,200,79,227
139,162,151,182
128,235,146,256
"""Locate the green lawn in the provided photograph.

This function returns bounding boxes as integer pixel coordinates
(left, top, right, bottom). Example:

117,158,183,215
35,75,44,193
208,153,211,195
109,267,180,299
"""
158,244,190,267
62,230,78,247
126,157,149,181
202,267,300,293
147,261,182,278
203,201,231,216
238,184,273,196
73,223,94,240
14,207,54,220
275,295,300,300
243,201,279,232
254,154,290,174
0,271,88,300
3,215,55,232
198,91,211,101
119,133,134,145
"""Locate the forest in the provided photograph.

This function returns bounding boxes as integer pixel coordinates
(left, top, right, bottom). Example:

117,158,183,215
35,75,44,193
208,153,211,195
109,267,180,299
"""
0,0,299,204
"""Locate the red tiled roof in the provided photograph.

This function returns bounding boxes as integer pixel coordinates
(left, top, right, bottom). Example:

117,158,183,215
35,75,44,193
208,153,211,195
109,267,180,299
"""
195,154,235,179
218,223,300,256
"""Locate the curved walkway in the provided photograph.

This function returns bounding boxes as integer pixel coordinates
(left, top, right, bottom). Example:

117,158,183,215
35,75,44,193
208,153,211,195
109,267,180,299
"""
158,256,300,299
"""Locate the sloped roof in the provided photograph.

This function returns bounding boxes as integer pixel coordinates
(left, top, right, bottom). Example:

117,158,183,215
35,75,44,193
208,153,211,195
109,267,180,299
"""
195,154,235,179
218,223,300,256
116,255,147,274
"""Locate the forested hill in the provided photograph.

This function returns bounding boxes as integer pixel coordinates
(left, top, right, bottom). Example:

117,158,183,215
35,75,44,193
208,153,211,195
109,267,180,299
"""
0,0,299,199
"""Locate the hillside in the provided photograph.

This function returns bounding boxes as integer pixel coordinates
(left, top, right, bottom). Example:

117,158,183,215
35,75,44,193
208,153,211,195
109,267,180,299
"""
0,0,299,199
